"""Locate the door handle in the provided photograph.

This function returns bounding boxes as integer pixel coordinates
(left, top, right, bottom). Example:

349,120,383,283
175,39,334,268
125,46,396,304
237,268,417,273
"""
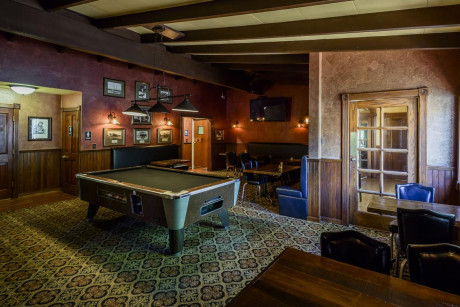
62,155,69,159
350,157,356,161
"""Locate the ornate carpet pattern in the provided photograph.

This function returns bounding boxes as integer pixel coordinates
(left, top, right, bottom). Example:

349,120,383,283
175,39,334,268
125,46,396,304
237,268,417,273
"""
0,198,388,306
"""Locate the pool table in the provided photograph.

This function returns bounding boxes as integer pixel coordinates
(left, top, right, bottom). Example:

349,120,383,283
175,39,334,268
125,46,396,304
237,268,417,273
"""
76,166,240,255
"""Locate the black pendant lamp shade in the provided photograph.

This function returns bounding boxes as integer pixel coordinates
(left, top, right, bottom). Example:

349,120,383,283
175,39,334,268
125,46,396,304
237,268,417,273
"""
122,102,147,116
148,102,170,113
172,96,199,113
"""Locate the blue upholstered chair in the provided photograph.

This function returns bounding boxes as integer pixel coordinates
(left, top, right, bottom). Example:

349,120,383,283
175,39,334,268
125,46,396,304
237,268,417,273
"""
389,183,435,264
276,155,308,219
396,183,435,203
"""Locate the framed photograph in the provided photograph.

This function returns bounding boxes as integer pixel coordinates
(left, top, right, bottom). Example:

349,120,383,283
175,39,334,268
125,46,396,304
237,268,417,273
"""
135,81,150,101
133,128,151,145
198,126,204,135
132,106,152,125
103,77,125,98
157,128,173,144
215,129,224,141
28,117,52,141
103,128,126,146
157,86,172,103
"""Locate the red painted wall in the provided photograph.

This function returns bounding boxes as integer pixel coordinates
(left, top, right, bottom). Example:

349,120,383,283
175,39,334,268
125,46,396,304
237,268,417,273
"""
226,84,308,152
0,36,227,150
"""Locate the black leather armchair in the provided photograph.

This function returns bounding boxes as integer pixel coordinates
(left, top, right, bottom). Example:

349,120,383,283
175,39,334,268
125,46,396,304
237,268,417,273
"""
389,183,435,262
407,243,460,295
395,208,455,278
320,230,391,275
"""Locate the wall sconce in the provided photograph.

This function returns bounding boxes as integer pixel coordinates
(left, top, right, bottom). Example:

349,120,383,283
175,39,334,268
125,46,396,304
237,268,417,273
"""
164,117,172,126
232,121,239,128
304,116,309,125
297,120,305,128
107,112,119,125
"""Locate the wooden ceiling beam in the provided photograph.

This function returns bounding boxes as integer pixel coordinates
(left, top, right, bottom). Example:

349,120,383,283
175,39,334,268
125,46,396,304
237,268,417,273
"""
94,0,349,29
40,0,97,11
192,54,309,64
0,0,249,90
215,64,308,72
169,33,460,54
174,5,460,42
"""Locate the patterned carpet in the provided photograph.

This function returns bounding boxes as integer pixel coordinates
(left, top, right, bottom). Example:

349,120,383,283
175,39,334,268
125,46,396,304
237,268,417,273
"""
0,196,388,306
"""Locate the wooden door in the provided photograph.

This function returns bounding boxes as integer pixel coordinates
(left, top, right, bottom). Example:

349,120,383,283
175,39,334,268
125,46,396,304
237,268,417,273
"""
61,108,80,195
349,98,418,226
192,118,211,170
0,108,13,199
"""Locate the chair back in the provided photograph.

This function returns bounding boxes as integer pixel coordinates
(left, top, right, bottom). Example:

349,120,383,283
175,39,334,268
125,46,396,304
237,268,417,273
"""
407,243,460,295
240,159,253,181
397,208,455,253
396,183,435,203
240,152,251,164
300,155,307,198
227,152,237,166
320,230,391,274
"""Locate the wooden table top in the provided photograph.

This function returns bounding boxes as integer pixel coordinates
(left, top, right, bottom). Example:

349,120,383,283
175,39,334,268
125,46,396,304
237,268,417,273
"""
228,247,460,306
149,159,191,167
367,195,460,223
242,164,300,177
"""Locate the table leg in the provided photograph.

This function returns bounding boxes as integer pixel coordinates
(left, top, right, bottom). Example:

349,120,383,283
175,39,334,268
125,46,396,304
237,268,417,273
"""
169,228,184,256
86,203,99,221
218,209,230,230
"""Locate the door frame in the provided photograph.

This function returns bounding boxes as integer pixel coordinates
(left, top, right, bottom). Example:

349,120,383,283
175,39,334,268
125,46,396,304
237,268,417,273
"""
341,88,428,226
182,116,212,170
0,103,20,198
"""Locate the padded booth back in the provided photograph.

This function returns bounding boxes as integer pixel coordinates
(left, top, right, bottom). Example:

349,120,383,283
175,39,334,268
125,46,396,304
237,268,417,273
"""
247,142,308,159
111,145,179,169
396,183,435,203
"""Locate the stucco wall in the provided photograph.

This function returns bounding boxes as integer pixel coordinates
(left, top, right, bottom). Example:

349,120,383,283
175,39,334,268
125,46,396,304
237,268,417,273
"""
318,50,460,166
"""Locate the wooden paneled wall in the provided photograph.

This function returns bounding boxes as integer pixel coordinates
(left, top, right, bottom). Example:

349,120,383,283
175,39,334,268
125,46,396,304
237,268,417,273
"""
307,159,343,224
427,166,457,205
79,149,111,173
18,149,61,195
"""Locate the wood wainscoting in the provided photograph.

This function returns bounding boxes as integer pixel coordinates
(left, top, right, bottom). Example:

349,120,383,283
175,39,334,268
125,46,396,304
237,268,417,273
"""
308,158,343,224
18,149,61,195
427,165,457,205
79,149,111,173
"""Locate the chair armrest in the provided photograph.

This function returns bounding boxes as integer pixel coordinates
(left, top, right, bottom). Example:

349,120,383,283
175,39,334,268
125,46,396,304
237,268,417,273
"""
276,186,302,198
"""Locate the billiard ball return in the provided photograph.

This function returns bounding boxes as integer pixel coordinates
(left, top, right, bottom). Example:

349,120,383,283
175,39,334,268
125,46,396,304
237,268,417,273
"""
77,166,240,256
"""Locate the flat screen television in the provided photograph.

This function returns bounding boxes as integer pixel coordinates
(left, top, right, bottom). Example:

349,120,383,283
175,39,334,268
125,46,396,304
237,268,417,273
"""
250,97,291,122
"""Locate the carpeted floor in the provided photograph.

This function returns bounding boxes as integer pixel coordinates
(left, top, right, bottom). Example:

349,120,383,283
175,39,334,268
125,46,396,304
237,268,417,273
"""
0,196,388,306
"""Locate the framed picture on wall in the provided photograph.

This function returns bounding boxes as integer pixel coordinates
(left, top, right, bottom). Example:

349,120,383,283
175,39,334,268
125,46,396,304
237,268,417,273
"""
157,86,172,103
133,128,151,145
135,81,150,101
103,128,126,146
157,128,173,144
132,106,152,125
214,129,224,141
103,77,125,98
28,117,52,141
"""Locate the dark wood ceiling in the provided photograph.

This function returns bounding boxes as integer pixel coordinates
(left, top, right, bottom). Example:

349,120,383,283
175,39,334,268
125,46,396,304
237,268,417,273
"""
1,0,459,93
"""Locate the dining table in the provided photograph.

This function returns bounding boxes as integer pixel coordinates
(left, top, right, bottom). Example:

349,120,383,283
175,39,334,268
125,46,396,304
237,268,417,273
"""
367,194,460,242
242,163,300,178
227,247,460,306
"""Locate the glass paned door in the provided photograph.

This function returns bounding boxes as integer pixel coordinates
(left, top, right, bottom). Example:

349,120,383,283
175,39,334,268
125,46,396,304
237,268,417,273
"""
355,102,417,212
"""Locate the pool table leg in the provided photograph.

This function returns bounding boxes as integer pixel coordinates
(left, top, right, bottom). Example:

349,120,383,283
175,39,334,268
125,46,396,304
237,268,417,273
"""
218,209,230,230
86,203,100,221
169,228,184,256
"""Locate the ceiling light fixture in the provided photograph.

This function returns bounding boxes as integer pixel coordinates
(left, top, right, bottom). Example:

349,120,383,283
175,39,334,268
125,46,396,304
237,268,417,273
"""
122,101,147,117
10,85,37,95
172,95,199,113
